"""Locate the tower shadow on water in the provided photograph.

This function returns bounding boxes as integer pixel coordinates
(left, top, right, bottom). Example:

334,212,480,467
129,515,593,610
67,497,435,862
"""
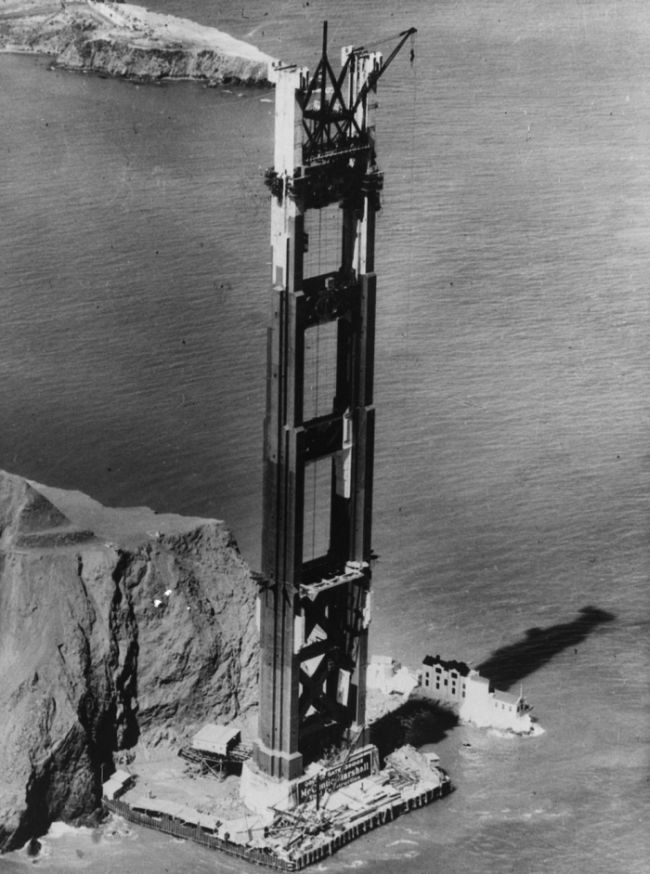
476,605,616,691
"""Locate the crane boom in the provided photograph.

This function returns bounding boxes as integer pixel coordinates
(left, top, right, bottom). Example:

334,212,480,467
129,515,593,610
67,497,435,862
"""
292,21,417,167
350,27,417,116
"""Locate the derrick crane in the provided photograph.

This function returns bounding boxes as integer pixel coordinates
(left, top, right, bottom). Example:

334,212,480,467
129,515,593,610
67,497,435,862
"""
253,22,416,783
297,23,416,166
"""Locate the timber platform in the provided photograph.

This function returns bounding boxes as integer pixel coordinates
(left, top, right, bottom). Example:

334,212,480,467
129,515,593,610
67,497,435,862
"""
102,744,451,870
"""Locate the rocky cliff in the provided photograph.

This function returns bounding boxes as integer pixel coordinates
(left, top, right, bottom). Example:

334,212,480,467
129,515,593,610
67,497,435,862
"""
0,470,259,852
0,0,276,85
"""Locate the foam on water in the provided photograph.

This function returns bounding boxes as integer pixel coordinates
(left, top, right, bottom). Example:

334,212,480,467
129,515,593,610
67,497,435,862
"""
47,822,93,839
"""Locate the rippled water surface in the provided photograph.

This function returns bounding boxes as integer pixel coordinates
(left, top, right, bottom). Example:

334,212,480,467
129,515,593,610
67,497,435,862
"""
1,0,649,871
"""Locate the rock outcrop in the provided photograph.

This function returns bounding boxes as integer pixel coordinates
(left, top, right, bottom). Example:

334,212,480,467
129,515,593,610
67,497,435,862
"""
0,470,259,852
0,0,276,85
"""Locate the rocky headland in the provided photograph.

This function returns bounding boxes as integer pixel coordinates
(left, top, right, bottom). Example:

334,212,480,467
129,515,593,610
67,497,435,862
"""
0,470,259,852
0,0,276,84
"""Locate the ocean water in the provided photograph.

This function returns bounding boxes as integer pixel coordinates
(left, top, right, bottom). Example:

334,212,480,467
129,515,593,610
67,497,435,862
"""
1,0,649,871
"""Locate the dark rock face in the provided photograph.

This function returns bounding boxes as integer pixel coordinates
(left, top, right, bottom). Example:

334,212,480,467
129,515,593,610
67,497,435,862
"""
0,471,258,851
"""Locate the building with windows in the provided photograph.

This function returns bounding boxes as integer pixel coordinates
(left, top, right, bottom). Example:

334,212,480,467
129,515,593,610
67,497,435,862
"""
418,655,533,733
419,655,471,703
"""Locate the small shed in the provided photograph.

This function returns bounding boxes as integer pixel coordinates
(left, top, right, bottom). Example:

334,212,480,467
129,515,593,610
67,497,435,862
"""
192,724,241,757
102,769,134,800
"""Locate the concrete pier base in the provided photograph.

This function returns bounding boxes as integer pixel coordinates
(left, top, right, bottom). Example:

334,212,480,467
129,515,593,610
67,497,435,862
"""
240,759,298,813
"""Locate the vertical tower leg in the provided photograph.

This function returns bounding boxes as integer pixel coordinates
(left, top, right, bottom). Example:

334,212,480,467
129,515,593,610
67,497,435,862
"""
252,34,386,785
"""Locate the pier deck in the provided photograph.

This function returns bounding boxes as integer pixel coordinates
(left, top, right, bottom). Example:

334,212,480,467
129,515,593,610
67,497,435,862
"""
103,757,451,870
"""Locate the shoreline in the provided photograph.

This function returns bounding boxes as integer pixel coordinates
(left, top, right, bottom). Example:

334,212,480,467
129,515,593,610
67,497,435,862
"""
0,0,277,86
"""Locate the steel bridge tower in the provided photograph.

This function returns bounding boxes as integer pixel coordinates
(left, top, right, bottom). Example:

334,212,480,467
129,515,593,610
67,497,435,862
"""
254,24,415,782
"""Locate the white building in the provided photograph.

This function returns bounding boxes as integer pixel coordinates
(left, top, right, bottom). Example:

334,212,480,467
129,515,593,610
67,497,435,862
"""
418,655,533,734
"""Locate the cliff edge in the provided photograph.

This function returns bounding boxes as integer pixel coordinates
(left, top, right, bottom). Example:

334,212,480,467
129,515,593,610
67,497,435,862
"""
0,0,276,84
0,470,259,852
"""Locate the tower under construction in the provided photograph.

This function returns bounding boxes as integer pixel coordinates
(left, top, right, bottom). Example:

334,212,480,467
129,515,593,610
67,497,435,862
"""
254,24,416,783
103,22,455,869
